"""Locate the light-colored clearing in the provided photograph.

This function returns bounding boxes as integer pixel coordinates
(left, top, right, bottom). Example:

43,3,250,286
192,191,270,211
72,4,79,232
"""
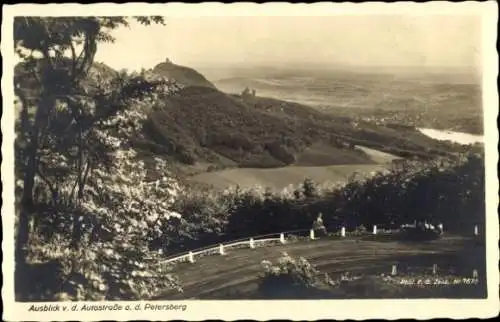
189,164,388,191
355,145,401,164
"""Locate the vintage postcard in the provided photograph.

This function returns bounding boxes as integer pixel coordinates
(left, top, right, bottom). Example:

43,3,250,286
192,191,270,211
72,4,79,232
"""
2,2,499,321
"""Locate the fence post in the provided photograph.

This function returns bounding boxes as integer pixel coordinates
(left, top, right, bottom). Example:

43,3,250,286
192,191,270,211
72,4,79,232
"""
249,238,255,249
219,244,225,255
474,225,479,236
310,229,316,240
391,264,397,276
280,233,286,244
341,227,346,237
188,251,194,263
373,225,377,235
432,264,437,275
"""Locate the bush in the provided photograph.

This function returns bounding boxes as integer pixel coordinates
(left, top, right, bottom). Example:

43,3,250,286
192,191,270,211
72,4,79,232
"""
167,187,230,251
20,231,182,301
352,225,368,235
177,149,196,165
302,177,318,198
258,252,332,298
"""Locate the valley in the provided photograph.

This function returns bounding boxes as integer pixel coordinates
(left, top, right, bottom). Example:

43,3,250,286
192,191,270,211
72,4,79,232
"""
210,67,483,135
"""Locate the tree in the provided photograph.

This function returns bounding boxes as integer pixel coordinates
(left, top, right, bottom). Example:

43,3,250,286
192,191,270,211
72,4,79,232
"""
13,16,166,265
303,177,317,198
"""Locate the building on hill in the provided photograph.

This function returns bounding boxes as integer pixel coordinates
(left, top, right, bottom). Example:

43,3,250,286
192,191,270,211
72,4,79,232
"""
242,87,257,98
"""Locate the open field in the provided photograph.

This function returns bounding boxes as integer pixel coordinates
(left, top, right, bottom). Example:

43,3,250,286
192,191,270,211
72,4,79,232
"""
293,143,375,166
156,234,485,299
189,163,389,191
354,145,401,164
188,144,400,191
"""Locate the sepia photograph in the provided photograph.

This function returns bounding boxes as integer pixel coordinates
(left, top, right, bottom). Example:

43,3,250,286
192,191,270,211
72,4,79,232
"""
2,2,499,321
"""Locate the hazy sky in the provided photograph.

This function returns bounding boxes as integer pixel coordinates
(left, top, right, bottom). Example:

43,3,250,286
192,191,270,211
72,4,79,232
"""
95,15,482,72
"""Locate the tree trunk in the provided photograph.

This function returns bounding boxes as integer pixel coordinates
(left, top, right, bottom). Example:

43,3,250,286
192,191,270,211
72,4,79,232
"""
16,94,52,265
17,129,37,267
14,92,32,267
70,130,85,249
70,213,83,249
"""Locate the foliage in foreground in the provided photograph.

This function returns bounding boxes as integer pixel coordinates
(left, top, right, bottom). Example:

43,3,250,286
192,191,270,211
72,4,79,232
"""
256,253,485,299
258,252,332,298
14,16,188,301
257,253,404,299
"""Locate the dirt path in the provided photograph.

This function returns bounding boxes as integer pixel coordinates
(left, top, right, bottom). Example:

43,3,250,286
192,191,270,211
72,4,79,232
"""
155,235,482,299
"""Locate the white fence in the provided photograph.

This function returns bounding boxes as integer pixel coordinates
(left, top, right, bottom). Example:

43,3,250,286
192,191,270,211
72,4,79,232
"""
160,225,375,265
159,223,481,266
160,230,307,265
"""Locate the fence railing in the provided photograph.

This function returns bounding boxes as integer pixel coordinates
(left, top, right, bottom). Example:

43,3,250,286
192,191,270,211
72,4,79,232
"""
160,228,311,265
159,223,481,266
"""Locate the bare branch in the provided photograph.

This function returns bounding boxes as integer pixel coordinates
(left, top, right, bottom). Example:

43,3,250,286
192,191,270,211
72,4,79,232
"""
70,41,78,82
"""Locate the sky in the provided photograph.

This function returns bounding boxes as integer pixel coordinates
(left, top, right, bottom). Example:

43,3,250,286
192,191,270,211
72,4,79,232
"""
91,15,482,73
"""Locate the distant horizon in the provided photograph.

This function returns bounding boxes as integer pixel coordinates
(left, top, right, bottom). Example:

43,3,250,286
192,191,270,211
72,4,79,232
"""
93,57,480,76
89,15,481,74
88,57,482,86
189,61,480,74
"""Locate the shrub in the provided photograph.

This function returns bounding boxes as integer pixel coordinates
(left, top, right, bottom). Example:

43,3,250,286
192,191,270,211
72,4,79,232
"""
302,177,318,198
353,225,368,235
20,229,182,301
258,252,331,298
167,187,230,250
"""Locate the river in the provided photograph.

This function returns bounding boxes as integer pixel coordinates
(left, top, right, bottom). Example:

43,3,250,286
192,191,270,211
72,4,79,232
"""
418,128,483,145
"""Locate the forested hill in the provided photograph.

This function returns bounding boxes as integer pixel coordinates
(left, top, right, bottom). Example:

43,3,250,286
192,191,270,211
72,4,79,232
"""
145,86,476,173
